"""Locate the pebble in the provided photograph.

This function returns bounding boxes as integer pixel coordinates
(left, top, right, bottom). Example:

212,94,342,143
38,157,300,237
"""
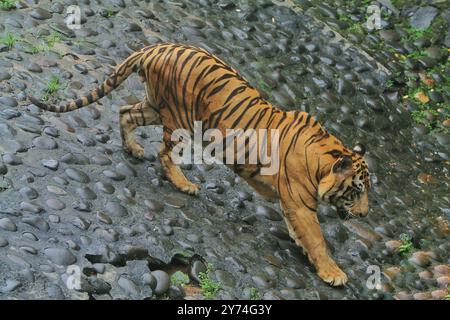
151,270,170,295
30,8,53,20
105,201,128,217
41,159,59,170
65,168,90,183
256,205,282,221
46,198,66,210
43,248,76,266
0,217,17,232
409,251,431,267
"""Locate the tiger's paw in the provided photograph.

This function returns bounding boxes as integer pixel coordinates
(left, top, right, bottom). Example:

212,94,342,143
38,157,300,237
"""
316,258,348,287
124,143,144,159
179,182,200,196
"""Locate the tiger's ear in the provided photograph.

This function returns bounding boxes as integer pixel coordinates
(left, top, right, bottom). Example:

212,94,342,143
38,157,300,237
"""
332,155,353,178
353,143,365,156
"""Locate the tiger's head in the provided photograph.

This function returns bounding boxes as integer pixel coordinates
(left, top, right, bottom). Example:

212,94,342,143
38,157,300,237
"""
318,144,370,219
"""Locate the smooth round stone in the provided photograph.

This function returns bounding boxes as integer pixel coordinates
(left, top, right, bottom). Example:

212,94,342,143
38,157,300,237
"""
237,191,253,201
151,270,170,295
95,181,115,194
0,236,8,247
73,64,88,74
91,155,112,166
144,199,164,212
60,153,90,165
118,276,140,296
142,273,157,290
105,201,128,217
65,168,90,183
48,215,60,223
41,159,59,170
0,72,11,81
102,170,125,181
285,275,306,289
44,126,59,137
2,153,22,165
116,162,137,177
19,186,38,200
435,133,450,146
22,232,38,241
215,270,236,288
7,254,31,268
20,201,43,213
97,212,112,224
47,185,67,195
32,136,57,150
0,280,21,293
0,217,17,232
72,216,90,230
252,275,276,289
46,198,66,210
30,8,53,20
43,248,76,266
269,226,290,240
76,134,96,146
409,251,431,267
73,200,91,212
76,187,97,200
256,205,282,221
21,216,49,231
0,97,18,107
27,62,42,73
164,195,185,209
125,22,142,32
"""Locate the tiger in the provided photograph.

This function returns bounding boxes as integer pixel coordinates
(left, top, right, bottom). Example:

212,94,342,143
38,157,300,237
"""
28,43,370,286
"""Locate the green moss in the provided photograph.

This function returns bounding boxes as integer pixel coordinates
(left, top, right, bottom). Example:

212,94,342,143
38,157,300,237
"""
0,0,16,10
0,32,17,48
249,287,261,300
42,76,62,101
198,265,220,299
170,271,190,287
397,233,414,257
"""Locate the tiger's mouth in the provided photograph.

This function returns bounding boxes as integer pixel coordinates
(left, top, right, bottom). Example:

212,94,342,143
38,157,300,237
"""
337,207,354,220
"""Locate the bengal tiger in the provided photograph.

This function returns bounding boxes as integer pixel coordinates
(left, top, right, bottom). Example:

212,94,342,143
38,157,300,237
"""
28,43,370,286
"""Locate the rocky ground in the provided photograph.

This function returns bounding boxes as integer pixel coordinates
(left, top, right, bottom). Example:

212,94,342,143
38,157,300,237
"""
0,0,449,300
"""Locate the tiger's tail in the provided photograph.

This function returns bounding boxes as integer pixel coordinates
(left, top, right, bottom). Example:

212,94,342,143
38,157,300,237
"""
28,49,145,113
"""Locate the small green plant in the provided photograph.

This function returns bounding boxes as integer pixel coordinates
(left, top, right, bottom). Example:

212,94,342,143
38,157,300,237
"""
398,233,414,256
401,27,433,44
42,76,61,101
249,287,261,300
0,32,17,48
105,8,116,18
170,271,190,287
198,265,220,299
444,285,450,300
0,0,16,10
347,23,364,34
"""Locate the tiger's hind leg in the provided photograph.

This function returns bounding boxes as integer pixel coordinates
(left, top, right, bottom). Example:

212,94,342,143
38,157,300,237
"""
119,99,161,159
159,140,200,196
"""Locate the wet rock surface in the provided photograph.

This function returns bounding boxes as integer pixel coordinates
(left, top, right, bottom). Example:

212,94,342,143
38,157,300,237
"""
0,0,449,300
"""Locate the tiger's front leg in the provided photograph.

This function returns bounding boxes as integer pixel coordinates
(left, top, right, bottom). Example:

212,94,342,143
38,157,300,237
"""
281,203,348,286
119,99,161,159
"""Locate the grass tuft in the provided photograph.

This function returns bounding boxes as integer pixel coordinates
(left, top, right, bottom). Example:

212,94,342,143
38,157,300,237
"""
198,265,220,299
0,0,16,10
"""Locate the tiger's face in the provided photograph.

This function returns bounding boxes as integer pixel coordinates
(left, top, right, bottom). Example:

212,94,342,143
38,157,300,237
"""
318,144,370,219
